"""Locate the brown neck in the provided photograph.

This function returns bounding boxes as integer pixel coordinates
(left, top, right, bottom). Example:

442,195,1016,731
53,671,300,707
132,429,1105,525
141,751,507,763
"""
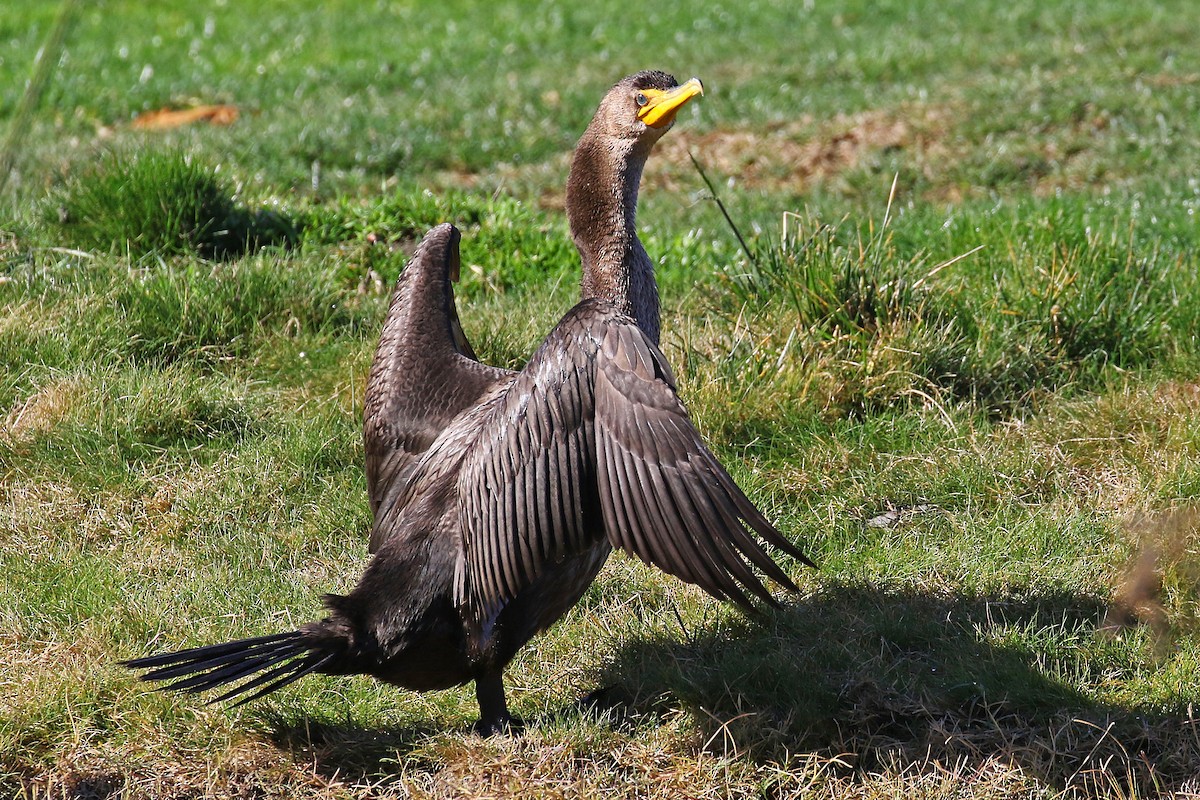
566,132,661,345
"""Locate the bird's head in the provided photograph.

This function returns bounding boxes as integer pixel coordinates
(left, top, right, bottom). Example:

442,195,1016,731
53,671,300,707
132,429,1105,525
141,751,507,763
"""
593,70,704,142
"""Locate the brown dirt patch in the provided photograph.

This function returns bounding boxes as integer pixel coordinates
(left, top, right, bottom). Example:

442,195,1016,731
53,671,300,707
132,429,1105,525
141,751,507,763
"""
651,105,959,195
1145,72,1200,88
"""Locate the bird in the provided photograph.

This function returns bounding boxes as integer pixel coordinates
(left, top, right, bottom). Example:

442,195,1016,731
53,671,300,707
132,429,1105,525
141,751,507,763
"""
124,70,814,736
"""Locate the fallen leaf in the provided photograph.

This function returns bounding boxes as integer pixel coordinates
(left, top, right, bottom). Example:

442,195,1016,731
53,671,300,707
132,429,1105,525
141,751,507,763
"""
132,104,238,130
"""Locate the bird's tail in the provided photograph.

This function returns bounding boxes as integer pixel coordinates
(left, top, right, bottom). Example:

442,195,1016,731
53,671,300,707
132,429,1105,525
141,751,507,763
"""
123,619,348,706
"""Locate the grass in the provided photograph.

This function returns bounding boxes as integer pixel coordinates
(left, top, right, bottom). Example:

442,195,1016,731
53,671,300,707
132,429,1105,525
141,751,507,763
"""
700,194,1198,418
3,0,1200,797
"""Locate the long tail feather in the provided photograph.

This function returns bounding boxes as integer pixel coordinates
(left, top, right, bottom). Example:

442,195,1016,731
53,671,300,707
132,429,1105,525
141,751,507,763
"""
124,628,340,705
221,652,337,707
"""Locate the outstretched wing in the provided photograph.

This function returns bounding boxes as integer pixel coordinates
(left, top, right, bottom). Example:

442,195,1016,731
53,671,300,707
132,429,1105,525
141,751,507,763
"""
364,224,511,552
455,299,813,624
591,318,814,605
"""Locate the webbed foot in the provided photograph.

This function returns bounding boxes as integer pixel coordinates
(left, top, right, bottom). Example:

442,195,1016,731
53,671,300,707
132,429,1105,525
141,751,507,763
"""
472,713,525,737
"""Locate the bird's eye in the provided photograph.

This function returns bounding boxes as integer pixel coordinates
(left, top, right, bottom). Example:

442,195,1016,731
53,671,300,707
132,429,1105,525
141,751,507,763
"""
635,92,648,107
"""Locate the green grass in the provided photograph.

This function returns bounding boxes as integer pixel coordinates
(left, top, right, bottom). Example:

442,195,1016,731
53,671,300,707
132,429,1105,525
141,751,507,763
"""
3,0,1200,798
45,149,238,258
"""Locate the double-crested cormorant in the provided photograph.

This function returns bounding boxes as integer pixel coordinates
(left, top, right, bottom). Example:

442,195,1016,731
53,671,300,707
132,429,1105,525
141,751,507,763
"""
125,71,813,735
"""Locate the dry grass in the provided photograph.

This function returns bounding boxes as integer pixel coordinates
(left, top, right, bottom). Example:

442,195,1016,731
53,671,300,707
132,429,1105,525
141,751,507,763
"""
8,684,1200,799
2,375,87,442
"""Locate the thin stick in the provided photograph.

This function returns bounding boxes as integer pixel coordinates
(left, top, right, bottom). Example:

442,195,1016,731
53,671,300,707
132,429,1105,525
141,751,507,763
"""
688,149,755,266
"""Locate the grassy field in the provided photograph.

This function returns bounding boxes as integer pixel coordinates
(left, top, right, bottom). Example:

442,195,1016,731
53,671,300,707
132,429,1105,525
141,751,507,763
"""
3,0,1200,797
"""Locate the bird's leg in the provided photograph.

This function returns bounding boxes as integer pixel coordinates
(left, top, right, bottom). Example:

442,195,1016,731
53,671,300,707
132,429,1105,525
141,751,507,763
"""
473,668,522,736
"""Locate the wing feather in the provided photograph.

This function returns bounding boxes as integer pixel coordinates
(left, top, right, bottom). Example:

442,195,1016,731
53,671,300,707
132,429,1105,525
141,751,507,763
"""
673,455,769,606
608,427,666,568
628,444,715,589
595,423,631,551
702,461,801,593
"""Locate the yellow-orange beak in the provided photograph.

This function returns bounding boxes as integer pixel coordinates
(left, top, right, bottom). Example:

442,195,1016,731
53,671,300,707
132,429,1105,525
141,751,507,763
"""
636,77,704,129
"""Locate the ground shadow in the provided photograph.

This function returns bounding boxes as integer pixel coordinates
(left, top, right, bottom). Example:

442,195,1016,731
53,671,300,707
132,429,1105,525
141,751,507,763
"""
205,205,300,259
264,714,445,784
590,582,1198,795
263,581,1198,795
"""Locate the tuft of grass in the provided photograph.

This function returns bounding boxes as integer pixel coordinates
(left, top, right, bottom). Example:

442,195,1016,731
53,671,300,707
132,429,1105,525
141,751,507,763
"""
43,149,294,259
0,244,368,381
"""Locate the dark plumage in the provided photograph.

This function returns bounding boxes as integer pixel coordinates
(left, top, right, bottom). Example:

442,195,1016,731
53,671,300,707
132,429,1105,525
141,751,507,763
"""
125,71,814,735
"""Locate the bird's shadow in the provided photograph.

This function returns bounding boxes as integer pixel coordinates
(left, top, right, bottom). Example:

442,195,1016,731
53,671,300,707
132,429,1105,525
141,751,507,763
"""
263,581,1198,795
263,714,443,781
